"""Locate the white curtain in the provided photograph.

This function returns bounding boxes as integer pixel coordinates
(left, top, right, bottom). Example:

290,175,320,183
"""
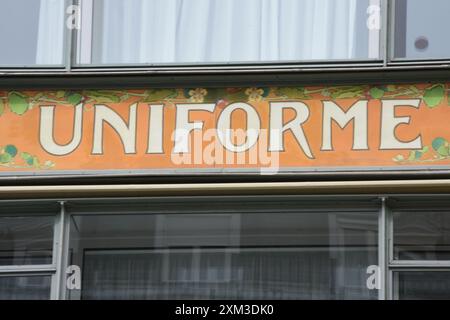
36,0,65,65
81,249,377,300
91,0,364,64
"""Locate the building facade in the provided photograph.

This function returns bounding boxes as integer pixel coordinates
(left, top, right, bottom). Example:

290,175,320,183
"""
0,0,450,300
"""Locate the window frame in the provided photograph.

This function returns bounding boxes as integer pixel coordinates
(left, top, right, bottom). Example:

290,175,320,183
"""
388,0,450,64
2,0,449,73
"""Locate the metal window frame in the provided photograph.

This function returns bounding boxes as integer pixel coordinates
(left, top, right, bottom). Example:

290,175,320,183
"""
387,202,450,299
0,207,62,300
0,0,449,73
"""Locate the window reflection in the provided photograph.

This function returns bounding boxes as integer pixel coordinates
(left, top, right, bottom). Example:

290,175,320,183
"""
67,208,378,300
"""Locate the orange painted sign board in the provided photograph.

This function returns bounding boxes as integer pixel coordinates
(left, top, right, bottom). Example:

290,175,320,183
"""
0,83,449,175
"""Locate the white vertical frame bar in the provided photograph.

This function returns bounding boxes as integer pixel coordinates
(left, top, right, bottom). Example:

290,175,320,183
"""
380,0,390,66
385,199,394,299
64,0,74,71
378,197,387,299
50,202,65,299
51,201,70,300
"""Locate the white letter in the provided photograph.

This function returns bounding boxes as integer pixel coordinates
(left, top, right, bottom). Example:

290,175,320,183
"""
380,99,421,149
92,104,137,154
366,265,380,290
217,102,260,152
269,102,313,158
322,100,368,151
147,104,164,154
39,104,83,156
173,104,215,153
66,265,81,290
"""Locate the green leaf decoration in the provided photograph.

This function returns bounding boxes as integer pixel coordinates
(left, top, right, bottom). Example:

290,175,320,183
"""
67,93,83,105
0,99,4,116
409,146,429,160
82,90,121,103
4,145,17,157
369,87,385,99
448,88,450,106
276,87,310,99
329,87,365,99
55,91,65,99
8,92,29,115
423,84,445,108
392,154,405,162
0,153,11,163
224,88,247,102
431,137,449,156
386,85,397,92
142,89,178,102
21,152,34,166
261,88,270,97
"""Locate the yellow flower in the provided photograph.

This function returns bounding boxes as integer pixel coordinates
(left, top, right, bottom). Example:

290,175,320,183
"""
188,88,207,103
245,87,265,102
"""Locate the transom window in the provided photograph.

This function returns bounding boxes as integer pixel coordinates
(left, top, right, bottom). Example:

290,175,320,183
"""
0,0,449,69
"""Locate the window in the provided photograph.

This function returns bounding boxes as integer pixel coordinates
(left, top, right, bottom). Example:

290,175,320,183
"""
65,198,378,300
0,203,59,300
394,272,450,300
76,0,380,66
394,211,450,260
392,0,450,60
390,201,450,300
0,216,54,265
0,0,66,67
2,0,450,69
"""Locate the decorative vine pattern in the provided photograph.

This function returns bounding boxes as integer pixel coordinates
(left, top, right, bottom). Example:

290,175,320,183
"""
0,84,449,168
0,144,54,169
0,83,448,117
393,137,450,164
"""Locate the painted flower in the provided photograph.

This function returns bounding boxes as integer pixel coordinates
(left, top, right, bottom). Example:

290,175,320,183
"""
245,87,265,102
188,88,208,103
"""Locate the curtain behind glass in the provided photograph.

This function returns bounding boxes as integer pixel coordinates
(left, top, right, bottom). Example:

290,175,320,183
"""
87,0,374,65
0,0,64,66
82,248,377,300
36,0,65,65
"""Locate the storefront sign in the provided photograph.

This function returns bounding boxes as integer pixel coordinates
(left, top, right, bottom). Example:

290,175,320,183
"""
0,83,449,175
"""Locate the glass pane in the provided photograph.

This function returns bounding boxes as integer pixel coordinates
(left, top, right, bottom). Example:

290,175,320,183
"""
0,276,51,300
78,0,380,65
395,272,450,300
67,204,378,300
0,0,65,66
0,216,54,265
393,0,450,60
394,211,450,260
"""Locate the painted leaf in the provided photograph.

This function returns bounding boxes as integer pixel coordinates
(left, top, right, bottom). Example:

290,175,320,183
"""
423,84,445,108
0,153,12,163
0,99,4,116
67,93,83,105
56,91,65,98
330,89,364,99
4,145,17,157
432,137,449,156
8,92,29,115
21,152,34,166
82,90,121,103
226,89,248,102
369,87,385,99
143,89,177,102
276,87,310,99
